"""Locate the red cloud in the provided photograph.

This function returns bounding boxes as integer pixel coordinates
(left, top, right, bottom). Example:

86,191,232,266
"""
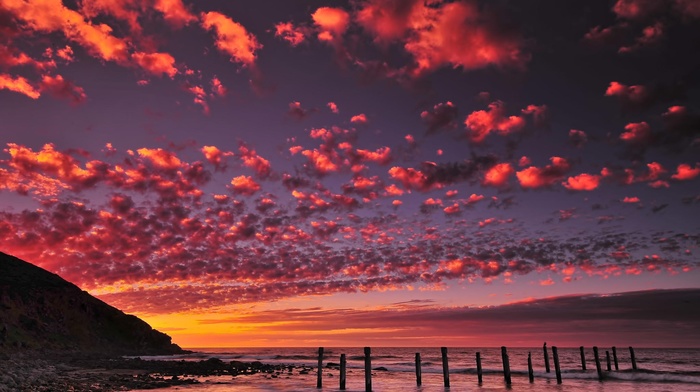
357,0,528,76
39,74,87,104
516,157,571,189
354,147,391,165
443,203,460,215
620,122,652,143
671,163,700,181
239,144,272,178
521,104,549,127
201,11,261,66
569,129,588,148
619,22,664,53
274,22,307,46
563,173,601,191
210,77,227,97
612,0,664,20
388,167,439,192
327,102,339,113
622,196,641,203
464,101,526,143
482,162,513,188
605,81,648,102
351,113,368,124
421,101,458,133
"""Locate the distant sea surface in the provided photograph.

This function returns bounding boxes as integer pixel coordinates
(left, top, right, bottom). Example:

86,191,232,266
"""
132,347,700,391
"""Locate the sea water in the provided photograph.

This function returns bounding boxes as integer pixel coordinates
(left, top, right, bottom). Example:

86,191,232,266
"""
132,347,700,392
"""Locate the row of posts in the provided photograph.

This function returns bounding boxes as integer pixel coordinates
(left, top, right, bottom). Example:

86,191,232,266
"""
316,344,639,390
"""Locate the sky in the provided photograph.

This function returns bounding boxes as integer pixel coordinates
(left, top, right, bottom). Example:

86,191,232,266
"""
0,0,699,348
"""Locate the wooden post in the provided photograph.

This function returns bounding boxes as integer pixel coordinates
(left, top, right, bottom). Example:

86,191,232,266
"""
543,342,551,373
415,352,422,386
606,351,611,371
364,347,372,392
340,354,347,390
593,346,603,381
476,352,483,384
317,347,323,389
501,346,511,385
527,352,534,383
552,346,562,384
441,347,450,388
580,346,586,371
612,346,619,370
629,347,637,370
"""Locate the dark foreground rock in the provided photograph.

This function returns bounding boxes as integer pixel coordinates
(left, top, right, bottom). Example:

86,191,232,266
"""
0,251,183,355
0,355,304,391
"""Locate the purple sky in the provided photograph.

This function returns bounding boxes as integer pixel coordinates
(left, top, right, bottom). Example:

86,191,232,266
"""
1,0,699,347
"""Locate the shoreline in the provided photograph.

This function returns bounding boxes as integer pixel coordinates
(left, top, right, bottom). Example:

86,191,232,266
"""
0,353,303,391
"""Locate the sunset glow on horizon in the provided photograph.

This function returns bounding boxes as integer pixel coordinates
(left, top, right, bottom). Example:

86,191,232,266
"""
1,0,699,348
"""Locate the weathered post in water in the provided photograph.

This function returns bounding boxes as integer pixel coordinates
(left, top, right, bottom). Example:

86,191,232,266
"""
364,347,372,392
317,347,324,389
441,347,450,387
593,346,603,381
580,346,586,370
552,346,562,384
612,346,619,370
476,352,483,384
629,347,637,370
606,351,611,371
543,342,551,373
415,353,422,386
501,346,512,385
527,352,534,383
340,354,347,390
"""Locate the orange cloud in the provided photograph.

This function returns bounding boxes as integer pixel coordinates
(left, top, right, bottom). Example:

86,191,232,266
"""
311,7,350,42
563,173,601,191
4,0,130,64
201,11,261,66
230,175,260,195
132,52,178,78
154,0,197,28
137,148,183,170
0,73,40,99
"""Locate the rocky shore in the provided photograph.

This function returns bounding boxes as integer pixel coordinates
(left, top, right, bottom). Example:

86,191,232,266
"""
0,353,303,391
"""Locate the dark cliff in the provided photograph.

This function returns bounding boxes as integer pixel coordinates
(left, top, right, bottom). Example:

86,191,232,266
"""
0,251,184,355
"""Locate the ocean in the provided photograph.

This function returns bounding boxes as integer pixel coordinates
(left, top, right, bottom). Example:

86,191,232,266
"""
132,347,700,391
